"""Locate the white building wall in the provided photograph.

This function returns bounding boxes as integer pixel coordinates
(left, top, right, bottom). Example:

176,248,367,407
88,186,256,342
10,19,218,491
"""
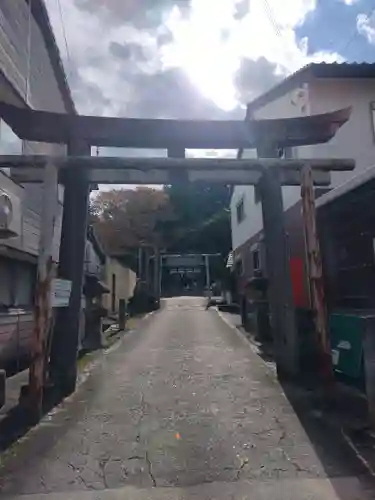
308,78,375,187
231,76,375,252
231,86,310,251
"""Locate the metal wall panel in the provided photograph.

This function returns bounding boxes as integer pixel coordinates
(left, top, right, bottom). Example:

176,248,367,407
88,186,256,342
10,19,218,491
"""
0,0,68,260
0,0,66,112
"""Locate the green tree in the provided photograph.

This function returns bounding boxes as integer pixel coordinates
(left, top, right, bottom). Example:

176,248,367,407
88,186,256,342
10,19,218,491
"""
164,183,232,255
90,187,175,254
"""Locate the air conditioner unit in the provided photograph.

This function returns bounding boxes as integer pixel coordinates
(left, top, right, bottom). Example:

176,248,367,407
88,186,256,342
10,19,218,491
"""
0,187,21,239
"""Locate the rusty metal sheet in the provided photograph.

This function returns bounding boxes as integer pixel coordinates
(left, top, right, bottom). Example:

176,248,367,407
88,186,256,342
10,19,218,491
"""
301,165,333,381
28,161,58,420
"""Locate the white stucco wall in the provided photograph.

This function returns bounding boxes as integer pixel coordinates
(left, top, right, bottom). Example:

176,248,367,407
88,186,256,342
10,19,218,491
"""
308,78,375,187
231,86,310,251
231,76,375,251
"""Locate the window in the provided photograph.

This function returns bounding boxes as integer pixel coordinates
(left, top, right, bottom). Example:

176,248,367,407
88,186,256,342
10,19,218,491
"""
0,258,36,309
252,248,260,272
236,198,245,224
13,262,36,307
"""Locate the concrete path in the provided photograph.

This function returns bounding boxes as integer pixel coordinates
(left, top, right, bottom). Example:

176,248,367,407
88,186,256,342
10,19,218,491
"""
0,297,373,499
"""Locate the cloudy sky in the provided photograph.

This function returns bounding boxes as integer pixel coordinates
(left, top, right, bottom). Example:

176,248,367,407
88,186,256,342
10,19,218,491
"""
38,0,375,189
43,0,375,122
3,0,375,187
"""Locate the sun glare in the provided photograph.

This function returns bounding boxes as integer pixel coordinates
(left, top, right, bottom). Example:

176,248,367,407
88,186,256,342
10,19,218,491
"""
162,0,243,111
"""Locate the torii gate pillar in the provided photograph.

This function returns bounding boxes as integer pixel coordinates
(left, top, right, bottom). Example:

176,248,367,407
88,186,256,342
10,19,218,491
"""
257,144,299,377
50,139,91,396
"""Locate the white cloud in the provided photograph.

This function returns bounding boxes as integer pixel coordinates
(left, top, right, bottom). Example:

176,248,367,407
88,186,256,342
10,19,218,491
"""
340,0,360,5
357,12,375,44
45,0,342,117
42,0,343,190
161,0,342,109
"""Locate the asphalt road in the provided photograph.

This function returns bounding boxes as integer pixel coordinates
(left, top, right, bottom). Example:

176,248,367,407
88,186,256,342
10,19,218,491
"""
0,297,374,499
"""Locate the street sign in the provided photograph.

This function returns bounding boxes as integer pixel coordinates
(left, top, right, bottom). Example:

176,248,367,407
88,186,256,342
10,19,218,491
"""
51,278,72,308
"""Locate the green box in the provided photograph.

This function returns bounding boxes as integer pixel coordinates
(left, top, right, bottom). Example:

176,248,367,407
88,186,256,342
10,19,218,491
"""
329,313,364,379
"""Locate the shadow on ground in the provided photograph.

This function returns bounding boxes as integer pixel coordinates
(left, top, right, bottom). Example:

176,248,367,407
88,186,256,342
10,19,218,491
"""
220,308,375,499
280,378,375,499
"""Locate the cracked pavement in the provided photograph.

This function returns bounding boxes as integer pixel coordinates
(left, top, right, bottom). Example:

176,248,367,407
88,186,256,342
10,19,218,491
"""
0,297,374,499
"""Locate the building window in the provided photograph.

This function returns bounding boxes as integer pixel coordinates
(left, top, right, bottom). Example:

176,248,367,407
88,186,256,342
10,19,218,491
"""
236,198,245,224
0,258,36,309
251,247,260,272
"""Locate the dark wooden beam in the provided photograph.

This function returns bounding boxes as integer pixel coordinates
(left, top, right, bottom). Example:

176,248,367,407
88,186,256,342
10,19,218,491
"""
0,155,355,171
10,166,332,186
0,102,351,149
3,156,354,185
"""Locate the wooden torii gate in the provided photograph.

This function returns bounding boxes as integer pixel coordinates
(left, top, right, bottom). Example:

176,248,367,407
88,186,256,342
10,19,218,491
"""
0,103,353,419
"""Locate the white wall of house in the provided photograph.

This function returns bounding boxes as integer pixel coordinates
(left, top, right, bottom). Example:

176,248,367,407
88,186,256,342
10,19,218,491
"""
231,86,310,251
103,258,137,314
231,76,375,252
308,78,375,186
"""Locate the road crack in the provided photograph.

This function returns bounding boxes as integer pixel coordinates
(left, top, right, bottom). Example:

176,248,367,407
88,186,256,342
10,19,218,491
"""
135,393,145,443
98,458,110,489
236,457,249,480
145,451,157,486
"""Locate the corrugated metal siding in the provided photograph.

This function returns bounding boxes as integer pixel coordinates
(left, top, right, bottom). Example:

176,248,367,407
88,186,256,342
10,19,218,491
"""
0,0,66,112
0,0,68,261
318,179,375,311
